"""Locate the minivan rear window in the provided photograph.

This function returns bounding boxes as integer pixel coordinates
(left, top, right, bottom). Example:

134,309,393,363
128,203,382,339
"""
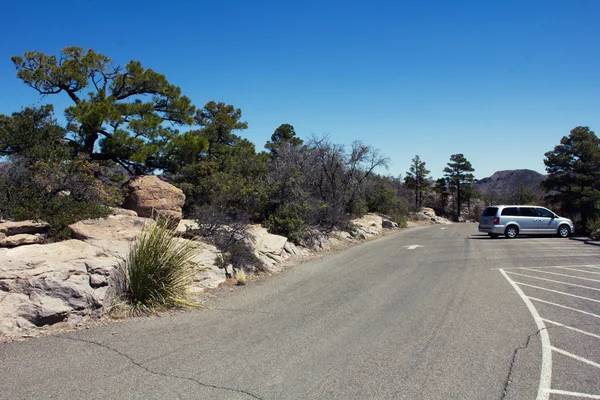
501,207,520,216
482,207,498,217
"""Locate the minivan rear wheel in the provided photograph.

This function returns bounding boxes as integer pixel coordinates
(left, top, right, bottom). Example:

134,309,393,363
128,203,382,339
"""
505,225,519,239
558,224,570,238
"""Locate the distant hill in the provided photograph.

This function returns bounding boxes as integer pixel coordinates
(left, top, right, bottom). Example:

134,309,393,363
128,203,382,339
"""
475,169,546,202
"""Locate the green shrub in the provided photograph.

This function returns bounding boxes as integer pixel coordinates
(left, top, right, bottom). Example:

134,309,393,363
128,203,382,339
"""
587,218,600,240
0,157,123,239
264,202,310,244
11,194,111,240
391,213,408,229
119,219,197,312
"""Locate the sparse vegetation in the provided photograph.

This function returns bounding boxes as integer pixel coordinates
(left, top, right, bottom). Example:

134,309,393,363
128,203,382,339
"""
235,269,247,285
587,218,600,241
118,219,198,313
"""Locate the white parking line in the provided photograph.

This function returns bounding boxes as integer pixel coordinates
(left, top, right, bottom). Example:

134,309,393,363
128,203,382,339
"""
494,265,600,270
515,282,600,304
558,267,600,275
521,269,600,283
504,272,600,292
529,298,600,319
486,255,600,260
543,319,600,340
551,346,600,369
500,269,552,400
548,389,600,399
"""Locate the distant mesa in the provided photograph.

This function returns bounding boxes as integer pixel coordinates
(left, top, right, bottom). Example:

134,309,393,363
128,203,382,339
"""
475,169,546,198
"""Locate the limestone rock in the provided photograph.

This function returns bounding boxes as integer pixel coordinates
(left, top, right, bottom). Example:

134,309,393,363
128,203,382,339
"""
0,233,45,247
69,214,153,257
191,266,227,291
410,208,453,225
0,240,119,337
70,215,151,242
176,219,200,233
283,241,301,256
0,220,49,236
247,225,287,256
382,220,398,229
31,294,71,326
0,293,36,335
109,207,138,217
352,214,384,238
188,241,220,266
89,274,108,288
123,175,185,222
421,208,436,218
255,252,283,274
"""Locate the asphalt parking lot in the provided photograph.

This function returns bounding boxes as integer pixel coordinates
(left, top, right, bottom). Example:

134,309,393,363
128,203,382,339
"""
2,225,598,400
491,236,600,399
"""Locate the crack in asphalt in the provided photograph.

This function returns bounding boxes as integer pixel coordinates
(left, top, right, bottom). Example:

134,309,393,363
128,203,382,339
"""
501,323,600,399
56,335,263,399
501,328,542,399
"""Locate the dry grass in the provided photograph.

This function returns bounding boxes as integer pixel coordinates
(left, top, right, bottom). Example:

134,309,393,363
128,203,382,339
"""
234,269,247,285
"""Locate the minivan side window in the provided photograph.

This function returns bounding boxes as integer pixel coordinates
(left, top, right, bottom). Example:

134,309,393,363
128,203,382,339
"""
520,207,537,217
537,208,555,218
482,207,498,217
501,207,520,216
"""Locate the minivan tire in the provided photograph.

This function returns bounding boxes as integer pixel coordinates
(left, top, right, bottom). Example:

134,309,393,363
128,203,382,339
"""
505,225,519,239
558,224,570,238
488,233,499,239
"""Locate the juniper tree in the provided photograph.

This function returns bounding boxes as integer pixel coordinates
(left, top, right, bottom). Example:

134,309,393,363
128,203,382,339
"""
12,46,197,174
443,154,475,220
543,126,600,229
404,155,431,208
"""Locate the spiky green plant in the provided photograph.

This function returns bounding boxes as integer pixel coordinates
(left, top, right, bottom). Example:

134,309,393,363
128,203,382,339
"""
120,218,197,312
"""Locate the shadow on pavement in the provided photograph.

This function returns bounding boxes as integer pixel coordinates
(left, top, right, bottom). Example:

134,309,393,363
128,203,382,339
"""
569,236,600,246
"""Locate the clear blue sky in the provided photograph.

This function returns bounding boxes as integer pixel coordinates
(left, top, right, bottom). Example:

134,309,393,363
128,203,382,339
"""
1,0,599,179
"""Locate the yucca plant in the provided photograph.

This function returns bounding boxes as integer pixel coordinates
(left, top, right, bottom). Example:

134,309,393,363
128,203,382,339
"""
120,218,198,312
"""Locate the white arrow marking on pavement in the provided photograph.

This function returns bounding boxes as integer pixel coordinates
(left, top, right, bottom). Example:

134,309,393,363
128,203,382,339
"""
404,245,423,250
440,228,447,230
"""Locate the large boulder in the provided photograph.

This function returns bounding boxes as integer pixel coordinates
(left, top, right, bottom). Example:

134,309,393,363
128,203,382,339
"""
245,226,288,274
421,208,437,218
410,208,453,225
247,225,288,256
351,214,384,239
382,220,398,229
0,240,120,337
122,176,185,223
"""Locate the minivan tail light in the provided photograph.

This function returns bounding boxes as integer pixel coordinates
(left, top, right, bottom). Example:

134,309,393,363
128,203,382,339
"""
493,217,500,225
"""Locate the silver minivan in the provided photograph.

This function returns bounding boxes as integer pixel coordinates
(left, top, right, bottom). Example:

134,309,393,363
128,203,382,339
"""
478,205,575,239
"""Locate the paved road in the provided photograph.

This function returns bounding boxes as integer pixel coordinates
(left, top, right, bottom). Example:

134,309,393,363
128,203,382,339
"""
1,223,599,399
